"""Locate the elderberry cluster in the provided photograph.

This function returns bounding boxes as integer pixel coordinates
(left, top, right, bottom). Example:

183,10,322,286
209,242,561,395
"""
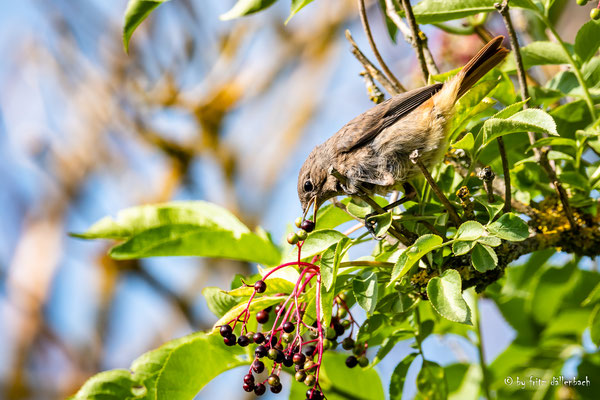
217,217,370,399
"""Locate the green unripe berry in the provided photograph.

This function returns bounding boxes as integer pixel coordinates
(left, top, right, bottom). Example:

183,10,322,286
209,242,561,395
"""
338,292,347,302
281,332,293,343
341,319,351,329
268,348,279,361
287,232,299,245
304,375,316,386
358,355,369,367
342,337,355,350
304,360,315,371
337,307,348,319
325,327,337,340
577,0,588,5
267,374,280,387
245,332,255,343
353,342,364,356
296,229,308,241
295,370,307,382
294,217,303,228
592,8,600,20
322,339,333,350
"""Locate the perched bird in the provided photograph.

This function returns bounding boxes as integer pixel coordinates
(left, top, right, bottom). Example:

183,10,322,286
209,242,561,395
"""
297,36,509,216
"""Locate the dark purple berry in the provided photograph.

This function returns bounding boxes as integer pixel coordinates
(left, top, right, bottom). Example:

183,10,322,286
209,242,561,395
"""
270,383,283,394
334,321,345,336
254,280,267,293
307,389,324,400
242,383,253,392
282,321,295,333
256,310,269,324
275,349,285,364
255,345,268,358
252,360,265,373
342,337,355,350
219,325,232,337
237,335,250,347
254,383,266,396
265,334,278,347
303,345,316,357
301,220,315,232
253,332,265,344
346,355,358,368
243,374,254,385
274,304,285,314
224,334,237,346
293,353,306,365
283,353,294,367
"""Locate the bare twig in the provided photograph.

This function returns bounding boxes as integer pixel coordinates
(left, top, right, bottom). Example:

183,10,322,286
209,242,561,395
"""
477,167,496,204
345,30,403,95
496,137,512,212
410,150,462,226
399,0,432,81
384,0,438,76
357,0,405,93
359,71,385,104
495,0,576,228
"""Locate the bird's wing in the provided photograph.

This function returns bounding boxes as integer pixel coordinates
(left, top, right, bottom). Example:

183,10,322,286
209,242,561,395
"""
336,83,443,153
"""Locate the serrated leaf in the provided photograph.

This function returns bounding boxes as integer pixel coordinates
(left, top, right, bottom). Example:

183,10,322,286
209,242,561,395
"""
471,243,498,272
123,0,170,53
482,109,558,145
455,221,485,241
72,201,281,265
202,287,238,317
390,234,444,285
389,353,418,400
492,100,528,119
426,269,472,325
353,271,379,315
487,213,529,241
575,20,600,63
220,0,278,20
287,229,347,261
525,137,577,153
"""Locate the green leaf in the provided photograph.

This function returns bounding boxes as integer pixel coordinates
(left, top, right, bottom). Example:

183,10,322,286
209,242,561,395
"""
416,360,448,400
575,20,600,63
452,240,475,256
455,221,485,241
321,238,349,327
226,277,295,297
286,0,314,23
492,100,528,119
287,229,347,261
525,137,577,153
582,282,600,306
482,109,558,145
389,353,419,400
220,0,278,20
452,132,475,152
487,213,529,241
201,287,238,317
390,234,444,285
412,0,537,24
471,243,498,272
73,201,281,265
427,269,472,325
477,235,502,247
315,201,353,230
123,0,170,54
74,333,246,400
372,330,414,367
369,212,393,238
502,41,570,71
590,304,600,347
353,271,379,315
72,370,144,400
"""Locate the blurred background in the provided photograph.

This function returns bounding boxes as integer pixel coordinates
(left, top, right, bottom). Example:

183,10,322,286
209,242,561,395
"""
0,0,595,399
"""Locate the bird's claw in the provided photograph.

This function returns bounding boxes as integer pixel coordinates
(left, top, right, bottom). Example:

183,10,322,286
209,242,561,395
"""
365,212,384,241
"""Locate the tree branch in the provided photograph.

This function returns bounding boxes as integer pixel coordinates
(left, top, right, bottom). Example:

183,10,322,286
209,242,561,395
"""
357,0,405,93
399,0,433,81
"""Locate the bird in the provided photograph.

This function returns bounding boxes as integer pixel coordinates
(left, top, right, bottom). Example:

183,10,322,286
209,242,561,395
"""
297,36,509,219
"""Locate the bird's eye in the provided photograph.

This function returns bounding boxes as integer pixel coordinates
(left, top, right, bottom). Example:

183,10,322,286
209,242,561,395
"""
303,180,314,192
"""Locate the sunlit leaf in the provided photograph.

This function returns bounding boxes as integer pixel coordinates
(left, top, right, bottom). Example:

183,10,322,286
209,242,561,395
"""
220,0,278,20
123,0,170,53
427,269,472,325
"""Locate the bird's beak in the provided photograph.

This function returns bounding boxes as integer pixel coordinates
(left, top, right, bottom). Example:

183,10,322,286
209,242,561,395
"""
301,195,319,225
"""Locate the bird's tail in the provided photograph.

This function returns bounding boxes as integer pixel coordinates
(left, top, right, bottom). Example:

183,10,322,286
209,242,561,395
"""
456,36,509,98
